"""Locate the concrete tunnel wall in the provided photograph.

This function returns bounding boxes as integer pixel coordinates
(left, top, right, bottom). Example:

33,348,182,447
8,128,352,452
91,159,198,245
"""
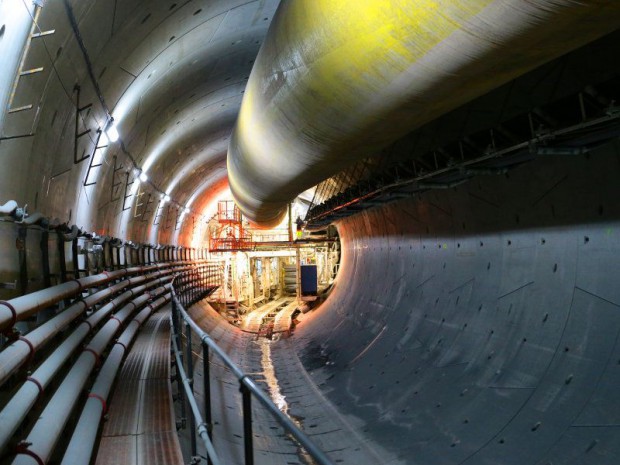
283,139,620,464
0,1,619,463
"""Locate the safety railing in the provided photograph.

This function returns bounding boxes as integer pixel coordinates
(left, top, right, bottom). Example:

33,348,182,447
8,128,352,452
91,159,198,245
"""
170,268,334,465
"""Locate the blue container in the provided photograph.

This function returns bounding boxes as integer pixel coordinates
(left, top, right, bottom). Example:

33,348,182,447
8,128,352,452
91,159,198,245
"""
300,265,318,295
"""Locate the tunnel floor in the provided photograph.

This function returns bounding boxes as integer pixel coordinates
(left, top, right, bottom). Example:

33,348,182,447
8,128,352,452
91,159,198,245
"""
184,300,395,464
96,308,183,465
186,139,620,465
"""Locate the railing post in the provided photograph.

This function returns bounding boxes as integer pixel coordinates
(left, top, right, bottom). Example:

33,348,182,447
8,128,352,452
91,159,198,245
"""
172,297,187,430
203,343,213,465
195,267,199,301
191,269,195,304
186,320,197,457
171,293,178,335
241,382,254,465
204,266,207,293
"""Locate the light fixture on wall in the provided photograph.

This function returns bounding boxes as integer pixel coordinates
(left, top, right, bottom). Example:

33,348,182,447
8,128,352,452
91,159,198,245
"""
105,118,119,142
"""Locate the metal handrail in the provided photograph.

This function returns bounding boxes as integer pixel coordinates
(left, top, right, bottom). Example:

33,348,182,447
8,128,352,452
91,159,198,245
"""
171,332,222,465
170,268,334,465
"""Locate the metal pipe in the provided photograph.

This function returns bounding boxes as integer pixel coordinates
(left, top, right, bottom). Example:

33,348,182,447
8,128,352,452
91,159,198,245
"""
10,287,167,465
203,344,214,465
186,320,197,457
0,285,169,454
242,385,254,465
0,264,179,330
227,0,620,226
60,295,170,465
0,280,127,385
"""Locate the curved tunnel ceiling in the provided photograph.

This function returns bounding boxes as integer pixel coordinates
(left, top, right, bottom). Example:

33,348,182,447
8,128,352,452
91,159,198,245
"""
0,0,280,246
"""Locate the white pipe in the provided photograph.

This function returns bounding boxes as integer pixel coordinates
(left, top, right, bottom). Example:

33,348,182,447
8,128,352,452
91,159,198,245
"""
0,272,172,385
0,284,169,454
0,264,182,330
0,291,127,453
60,295,170,465
10,287,168,465
0,281,126,386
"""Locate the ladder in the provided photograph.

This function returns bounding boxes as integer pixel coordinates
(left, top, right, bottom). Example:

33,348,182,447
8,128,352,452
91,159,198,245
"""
8,3,55,114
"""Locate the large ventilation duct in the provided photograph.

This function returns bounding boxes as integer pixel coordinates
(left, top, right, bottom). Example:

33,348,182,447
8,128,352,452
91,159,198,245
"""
227,0,620,226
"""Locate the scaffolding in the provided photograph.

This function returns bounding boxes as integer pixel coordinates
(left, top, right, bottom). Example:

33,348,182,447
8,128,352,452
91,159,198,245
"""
209,201,253,252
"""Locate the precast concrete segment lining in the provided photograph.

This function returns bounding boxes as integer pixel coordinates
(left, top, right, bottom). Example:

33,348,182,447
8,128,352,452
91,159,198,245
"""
228,0,620,226
0,0,280,247
286,139,620,464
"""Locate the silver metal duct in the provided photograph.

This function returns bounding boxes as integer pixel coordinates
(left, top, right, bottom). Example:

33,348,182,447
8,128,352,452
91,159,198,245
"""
227,0,620,226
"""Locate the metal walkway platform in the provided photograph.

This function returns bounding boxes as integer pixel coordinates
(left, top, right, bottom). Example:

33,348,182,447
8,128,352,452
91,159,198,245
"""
95,308,183,465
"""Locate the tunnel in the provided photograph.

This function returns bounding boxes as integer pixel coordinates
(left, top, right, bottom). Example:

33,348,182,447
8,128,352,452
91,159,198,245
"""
0,1,620,464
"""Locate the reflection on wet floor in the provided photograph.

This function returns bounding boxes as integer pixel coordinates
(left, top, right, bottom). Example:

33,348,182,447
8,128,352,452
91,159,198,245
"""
257,338,288,412
255,337,316,465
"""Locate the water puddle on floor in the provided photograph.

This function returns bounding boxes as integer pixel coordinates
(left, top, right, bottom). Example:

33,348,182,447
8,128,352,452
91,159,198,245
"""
256,338,316,465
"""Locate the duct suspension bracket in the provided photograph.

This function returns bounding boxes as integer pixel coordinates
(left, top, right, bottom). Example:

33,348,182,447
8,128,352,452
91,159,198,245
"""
304,81,620,228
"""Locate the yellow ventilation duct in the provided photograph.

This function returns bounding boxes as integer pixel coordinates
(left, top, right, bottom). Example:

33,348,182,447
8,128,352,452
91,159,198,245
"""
228,0,620,226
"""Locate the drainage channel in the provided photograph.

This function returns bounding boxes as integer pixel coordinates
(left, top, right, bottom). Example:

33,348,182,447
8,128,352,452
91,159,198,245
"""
252,299,316,464
255,300,290,339
255,337,316,465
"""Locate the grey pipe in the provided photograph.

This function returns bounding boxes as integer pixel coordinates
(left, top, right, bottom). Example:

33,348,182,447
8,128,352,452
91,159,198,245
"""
227,0,620,226
60,224,80,241
60,295,170,465
0,283,170,454
0,281,128,385
10,286,169,465
109,238,123,248
21,212,46,226
0,264,179,330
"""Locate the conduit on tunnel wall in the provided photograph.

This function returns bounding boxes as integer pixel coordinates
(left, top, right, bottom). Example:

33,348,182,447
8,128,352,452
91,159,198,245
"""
228,0,620,227
290,140,620,464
